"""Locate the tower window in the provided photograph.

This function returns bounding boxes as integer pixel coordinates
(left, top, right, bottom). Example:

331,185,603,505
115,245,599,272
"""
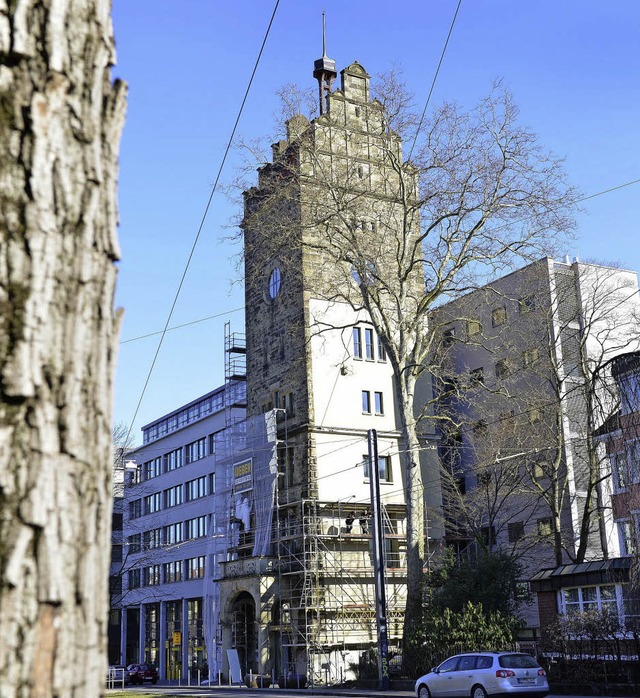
268,267,282,299
377,336,387,361
365,328,374,360
353,328,362,359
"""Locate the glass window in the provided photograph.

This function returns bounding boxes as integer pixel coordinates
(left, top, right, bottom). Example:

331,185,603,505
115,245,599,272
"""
186,556,206,580
508,521,524,542
353,328,362,359
186,437,207,464
362,390,371,413
164,522,183,546
374,391,384,415
164,448,183,472
164,485,183,508
365,328,374,360
186,476,207,502
499,655,539,669
268,267,282,299
143,492,161,515
363,455,392,483
163,560,182,583
377,335,387,361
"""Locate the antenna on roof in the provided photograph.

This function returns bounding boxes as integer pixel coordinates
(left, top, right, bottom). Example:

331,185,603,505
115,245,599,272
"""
313,11,337,115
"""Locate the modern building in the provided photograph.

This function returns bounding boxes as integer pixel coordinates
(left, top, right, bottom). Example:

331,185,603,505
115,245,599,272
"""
432,257,640,632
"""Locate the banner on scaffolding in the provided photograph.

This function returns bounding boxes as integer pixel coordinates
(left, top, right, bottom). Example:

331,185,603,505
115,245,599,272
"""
233,458,253,493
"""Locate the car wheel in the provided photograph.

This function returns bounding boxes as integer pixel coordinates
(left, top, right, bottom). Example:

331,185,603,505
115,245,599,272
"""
471,684,488,698
418,684,431,698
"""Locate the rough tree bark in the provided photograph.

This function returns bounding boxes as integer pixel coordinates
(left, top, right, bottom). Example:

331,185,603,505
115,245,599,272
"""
0,2,126,695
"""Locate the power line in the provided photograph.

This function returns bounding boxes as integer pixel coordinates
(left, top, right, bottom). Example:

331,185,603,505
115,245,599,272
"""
124,0,281,443
118,175,640,347
120,307,243,345
408,0,463,161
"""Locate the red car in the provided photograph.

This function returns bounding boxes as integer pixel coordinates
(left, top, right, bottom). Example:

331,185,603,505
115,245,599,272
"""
126,663,158,684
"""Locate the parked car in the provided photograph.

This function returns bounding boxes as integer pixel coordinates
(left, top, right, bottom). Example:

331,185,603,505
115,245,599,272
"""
106,665,130,685
127,663,159,684
415,652,549,698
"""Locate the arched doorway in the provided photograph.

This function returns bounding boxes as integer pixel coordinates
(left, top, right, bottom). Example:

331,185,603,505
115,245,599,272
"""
231,591,257,674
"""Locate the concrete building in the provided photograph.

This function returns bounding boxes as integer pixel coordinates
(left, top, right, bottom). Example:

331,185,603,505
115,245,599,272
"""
432,257,640,632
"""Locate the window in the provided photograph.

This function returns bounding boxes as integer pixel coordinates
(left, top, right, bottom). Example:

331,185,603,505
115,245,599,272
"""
374,391,384,415
143,528,162,550
128,533,141,554
129,499,142,520
442,327,456,346
561,585,620,618
353,328,362,359
365,328,374,360
537,517,553,537
143,564,161,586
209,472,216,495
284,392,295,416
519,295,536,313
268,267,282,299
611,452,628,490
619,519,637,556
467,320,482,337
186,515,207,539
377,336,387,362
362,390,371,414
495,359,510,379
186,437,207,464
522,348,540,367
208,433,216,455
186,475,207,502
143,492,161,515
144,457,162,480
492,306,507,327
164,522,183,546
164,560,182,583
164,448,183,472
186,556,206,580
508,521,525,542
470,367,484,386
128,569,140,589
628,441,640,484
363,454,392,483
164,484,183,508
480,525,496,547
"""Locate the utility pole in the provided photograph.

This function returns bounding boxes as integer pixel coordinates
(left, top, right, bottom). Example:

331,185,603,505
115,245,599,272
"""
368,429,390,690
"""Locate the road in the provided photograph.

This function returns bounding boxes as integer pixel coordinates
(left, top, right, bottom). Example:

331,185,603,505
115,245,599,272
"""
106,686,620,698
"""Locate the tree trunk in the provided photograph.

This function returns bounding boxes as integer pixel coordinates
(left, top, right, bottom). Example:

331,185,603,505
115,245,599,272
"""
0,2,126,695
395,367,426,675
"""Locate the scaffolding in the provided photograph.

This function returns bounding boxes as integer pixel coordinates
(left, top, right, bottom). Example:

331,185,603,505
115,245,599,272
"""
274,497,408,685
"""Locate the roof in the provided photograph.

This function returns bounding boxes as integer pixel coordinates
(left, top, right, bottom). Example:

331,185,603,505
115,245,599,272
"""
529,557,631,592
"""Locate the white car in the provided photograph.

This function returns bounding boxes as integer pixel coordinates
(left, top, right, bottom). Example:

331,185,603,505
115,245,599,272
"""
415,652,549,698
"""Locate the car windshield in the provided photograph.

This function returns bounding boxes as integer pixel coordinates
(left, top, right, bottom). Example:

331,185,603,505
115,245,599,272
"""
499,654,539,669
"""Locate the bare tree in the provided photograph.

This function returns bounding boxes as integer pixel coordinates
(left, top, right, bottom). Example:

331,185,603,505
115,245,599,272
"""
0,2,126,694
239,66,576,670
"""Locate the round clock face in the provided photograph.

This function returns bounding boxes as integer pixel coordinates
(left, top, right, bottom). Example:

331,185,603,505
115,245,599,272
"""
268,267,282,299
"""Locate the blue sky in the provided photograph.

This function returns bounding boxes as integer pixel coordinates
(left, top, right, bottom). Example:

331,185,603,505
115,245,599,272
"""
111,1,640,443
